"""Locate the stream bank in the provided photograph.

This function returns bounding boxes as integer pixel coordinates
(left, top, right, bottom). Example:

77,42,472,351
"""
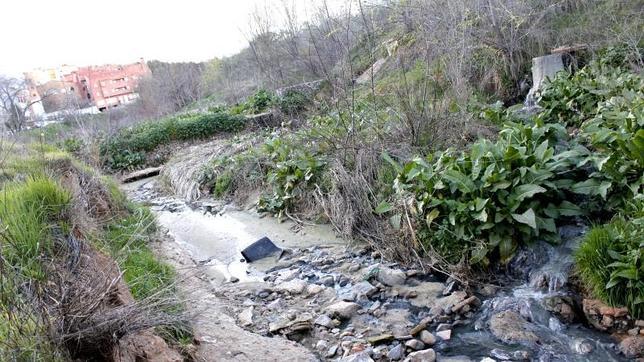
122,176,636,361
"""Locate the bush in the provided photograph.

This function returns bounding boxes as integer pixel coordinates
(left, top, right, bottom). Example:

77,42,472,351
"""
538,48,643,128
60,137,84,154
278,90,310,115
100,111,245,170
248,89,275,114
257,137,326,216
392,121,589,264
575,202,643,318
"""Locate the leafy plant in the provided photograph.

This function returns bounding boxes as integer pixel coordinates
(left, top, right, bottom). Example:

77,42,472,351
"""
393,121,588,264
257,137,326,216
248,89,275,114
538,50,643,128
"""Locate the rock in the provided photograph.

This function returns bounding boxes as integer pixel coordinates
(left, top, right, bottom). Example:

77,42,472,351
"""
314,314,335,329
451,296,480,313
434,291,467,312
628,327,640,336
307,284,325,295
316,340,329,351
387,344,405,360
374,266,407,286
436,323,451,332
326,344,339,358
353,281,378,299
237,306,254,327
410,317,433,336
348,263,361,272
368,300,382,313
583,298,630,332
275,278,307,294
543,296,576,324
619,336,644,359
636,320,644,327
404,348,436,362
114,330,183,362
419,330,436,346
339,351,374,362
435,330,451,341
367,334,394,345
571,339,593,355
405,339,425,351
478,284,499,297
321,275,335,287
325,301,361,319
512,350,530,360
480,359,495,362
490,348,511,360
489,311,539,345
267,298,285,310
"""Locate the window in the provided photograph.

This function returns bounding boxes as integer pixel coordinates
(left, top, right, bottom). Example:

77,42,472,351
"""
87,93,91,99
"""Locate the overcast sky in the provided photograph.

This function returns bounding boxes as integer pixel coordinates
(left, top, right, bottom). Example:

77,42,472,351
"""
1,0,338,76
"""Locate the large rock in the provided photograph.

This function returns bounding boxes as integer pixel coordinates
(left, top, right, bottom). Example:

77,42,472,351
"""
339,351,374,362
403,348,436,362
582,299,631,332
619,336,644,359
489,311,539,345
325,301,361,319
114,330,183,362
375,266,407,286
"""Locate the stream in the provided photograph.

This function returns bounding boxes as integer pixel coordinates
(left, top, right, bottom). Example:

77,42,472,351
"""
123,176,628,361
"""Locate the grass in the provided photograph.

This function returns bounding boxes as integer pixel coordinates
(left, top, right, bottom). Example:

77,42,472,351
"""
575,205,644,318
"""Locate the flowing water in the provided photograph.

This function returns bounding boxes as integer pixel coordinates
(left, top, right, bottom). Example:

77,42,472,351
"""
123,176,627,361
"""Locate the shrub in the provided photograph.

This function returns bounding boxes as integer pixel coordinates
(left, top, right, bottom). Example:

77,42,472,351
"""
248,89,275,114
392,121,588,264
60,137,84,154
278,90,310,115
257,137,326,217
575,202,643,318
538,49,643,128
578,89,644,210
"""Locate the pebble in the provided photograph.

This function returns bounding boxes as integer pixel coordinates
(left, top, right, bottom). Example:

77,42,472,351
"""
348,263,361,272
436,329,451,341
314,314,334,329
315,340,328,351
325,301,361,319
404,348,436,362
387,344,405,360
326,344,339,358
419,330,436,346
436,323,451,332
404,339,425,351
321,275,335,287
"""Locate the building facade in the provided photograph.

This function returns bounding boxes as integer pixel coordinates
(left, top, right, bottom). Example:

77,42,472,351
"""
24,59,150,112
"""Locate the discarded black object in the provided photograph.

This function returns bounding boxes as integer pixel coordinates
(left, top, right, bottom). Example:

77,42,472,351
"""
241,236,282,262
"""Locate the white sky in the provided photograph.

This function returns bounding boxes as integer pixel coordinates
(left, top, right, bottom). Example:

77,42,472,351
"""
1,0,345,77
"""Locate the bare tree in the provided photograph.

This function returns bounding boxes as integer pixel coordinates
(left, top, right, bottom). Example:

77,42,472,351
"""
0,76,49,133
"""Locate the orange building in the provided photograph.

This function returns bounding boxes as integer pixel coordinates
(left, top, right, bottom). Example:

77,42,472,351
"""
63,60,150,110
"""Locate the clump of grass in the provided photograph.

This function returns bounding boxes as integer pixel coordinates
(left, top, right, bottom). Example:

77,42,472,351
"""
575,203,643,318
0,177,71,280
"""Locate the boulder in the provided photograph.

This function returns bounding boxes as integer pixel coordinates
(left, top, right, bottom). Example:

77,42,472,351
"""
619,336,644,359
489,311,539,345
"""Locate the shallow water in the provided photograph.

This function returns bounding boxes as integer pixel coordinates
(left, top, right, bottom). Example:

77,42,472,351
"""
124,177,344,284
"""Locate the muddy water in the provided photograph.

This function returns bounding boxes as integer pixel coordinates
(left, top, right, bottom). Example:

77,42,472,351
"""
123,177,344,284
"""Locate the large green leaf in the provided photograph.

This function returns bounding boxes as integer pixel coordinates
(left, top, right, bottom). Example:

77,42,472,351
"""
374,201,393,214
513,184,547,201
511,208,537,229
557,201,584,216
570,179,601,195
443,169,476,194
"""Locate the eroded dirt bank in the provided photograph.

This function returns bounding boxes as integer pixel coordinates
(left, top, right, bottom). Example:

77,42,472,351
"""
122,177,631,362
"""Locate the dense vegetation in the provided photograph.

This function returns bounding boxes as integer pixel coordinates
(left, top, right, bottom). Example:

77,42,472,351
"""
0,146,188,359
100,111,245,170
